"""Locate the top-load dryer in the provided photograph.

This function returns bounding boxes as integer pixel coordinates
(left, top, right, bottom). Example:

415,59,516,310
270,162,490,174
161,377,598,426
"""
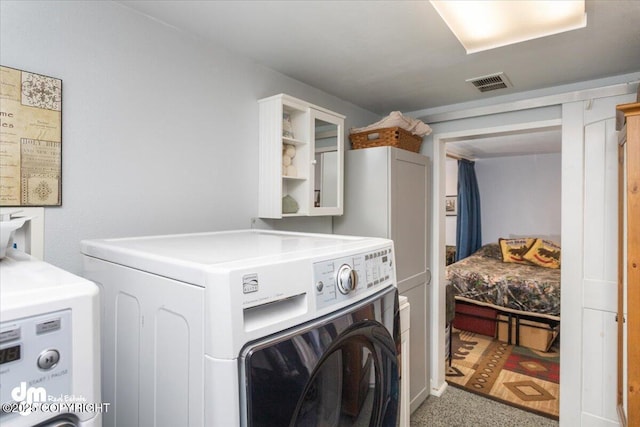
81,229,400,427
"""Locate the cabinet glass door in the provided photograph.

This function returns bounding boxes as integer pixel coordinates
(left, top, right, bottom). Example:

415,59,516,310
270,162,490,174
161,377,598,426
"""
310,109,343,216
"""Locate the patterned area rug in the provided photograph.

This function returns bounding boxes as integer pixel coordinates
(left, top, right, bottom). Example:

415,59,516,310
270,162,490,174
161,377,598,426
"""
446,329,559,420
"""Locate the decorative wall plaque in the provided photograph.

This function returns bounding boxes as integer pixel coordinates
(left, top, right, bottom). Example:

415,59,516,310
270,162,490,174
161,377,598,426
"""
0,66,62,206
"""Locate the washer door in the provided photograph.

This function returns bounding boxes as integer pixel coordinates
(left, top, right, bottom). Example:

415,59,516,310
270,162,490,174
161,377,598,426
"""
241,288,399,427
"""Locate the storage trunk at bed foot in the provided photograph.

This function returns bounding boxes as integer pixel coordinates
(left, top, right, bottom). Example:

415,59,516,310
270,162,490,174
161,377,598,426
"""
452,303,498,337
497,315,559,352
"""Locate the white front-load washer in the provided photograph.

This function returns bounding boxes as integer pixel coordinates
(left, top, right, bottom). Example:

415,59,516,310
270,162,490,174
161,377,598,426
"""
0,249,102,427
81,229,400,427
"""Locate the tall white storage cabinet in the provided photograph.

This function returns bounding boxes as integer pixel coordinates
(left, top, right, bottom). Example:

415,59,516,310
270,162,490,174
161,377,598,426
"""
334,146,430,413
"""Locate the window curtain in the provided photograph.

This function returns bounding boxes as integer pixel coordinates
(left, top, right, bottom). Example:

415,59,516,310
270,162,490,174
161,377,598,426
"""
455,159,482,261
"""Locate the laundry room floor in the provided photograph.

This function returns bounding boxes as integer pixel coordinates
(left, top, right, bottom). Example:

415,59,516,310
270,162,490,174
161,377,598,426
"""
410,386,559,427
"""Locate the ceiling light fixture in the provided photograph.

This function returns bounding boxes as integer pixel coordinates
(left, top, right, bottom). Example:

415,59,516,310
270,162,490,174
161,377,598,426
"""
430,0,587,54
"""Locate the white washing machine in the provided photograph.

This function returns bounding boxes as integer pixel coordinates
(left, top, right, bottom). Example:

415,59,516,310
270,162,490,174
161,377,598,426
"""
0,249,102,427
81,229,400,427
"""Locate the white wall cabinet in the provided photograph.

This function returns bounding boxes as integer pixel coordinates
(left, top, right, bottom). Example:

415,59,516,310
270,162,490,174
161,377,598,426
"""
334,146,430,413
258,94,345,218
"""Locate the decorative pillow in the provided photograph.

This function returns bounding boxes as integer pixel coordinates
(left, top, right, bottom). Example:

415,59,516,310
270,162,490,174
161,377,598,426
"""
476,243,503,260
498,238,536,264
523,239,561,269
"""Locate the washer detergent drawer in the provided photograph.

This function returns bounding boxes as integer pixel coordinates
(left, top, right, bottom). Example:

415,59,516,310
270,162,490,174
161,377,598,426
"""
240,287,399,427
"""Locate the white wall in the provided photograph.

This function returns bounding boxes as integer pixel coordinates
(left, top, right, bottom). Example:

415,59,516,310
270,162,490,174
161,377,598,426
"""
0,1,379,274
446,152,562,248
475,153,561,244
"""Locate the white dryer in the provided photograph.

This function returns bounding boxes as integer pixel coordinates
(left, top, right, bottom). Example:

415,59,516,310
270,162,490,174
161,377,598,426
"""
81,229,400,427
0,250,102,427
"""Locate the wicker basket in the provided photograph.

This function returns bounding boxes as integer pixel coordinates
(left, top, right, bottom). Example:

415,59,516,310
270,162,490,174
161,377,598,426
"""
349,127,422,153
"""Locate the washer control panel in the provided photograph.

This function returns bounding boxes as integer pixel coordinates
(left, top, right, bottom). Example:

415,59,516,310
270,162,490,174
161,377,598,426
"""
0,310,72,406
313,246,394,310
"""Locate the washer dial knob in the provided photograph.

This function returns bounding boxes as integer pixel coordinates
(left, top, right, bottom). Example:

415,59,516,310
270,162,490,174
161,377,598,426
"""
336,264,357,295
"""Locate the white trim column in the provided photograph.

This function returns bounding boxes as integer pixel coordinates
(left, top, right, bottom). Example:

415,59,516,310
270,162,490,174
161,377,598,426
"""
560,100,585,426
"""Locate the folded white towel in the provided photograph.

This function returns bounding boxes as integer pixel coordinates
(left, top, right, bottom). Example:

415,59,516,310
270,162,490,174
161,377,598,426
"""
284,144,296,158
351,111,432,137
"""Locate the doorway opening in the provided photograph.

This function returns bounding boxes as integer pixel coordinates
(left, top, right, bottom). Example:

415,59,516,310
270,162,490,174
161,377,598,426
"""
431,119,562,419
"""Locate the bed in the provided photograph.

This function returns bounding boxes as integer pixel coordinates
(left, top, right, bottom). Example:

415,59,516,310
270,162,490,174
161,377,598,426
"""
447,242,561,319
446,241,561,351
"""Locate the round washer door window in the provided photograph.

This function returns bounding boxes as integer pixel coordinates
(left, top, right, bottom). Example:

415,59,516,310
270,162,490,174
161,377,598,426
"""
245,318,399,427
292,322,397,427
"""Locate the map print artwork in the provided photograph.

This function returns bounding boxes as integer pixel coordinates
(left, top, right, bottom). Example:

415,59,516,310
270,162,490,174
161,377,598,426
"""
0,66,62,206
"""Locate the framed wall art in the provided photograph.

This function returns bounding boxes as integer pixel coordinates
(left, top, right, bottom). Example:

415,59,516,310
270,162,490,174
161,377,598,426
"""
446,195,457,216
0,65,62,206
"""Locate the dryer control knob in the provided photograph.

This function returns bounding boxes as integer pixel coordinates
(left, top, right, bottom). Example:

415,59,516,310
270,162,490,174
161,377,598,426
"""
336,264,357,295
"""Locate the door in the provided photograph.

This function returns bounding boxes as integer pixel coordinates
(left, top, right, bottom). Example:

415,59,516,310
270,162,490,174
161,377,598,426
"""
560,92,636,425
390,148,430,412
240,288,399,427
617,102,640,427
309,108,344,216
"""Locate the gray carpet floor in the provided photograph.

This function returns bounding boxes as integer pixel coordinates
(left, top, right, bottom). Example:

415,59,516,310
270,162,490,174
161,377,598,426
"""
410,385,559,427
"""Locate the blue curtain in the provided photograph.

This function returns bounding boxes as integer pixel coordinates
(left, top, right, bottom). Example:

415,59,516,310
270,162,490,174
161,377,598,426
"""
455,159,482,261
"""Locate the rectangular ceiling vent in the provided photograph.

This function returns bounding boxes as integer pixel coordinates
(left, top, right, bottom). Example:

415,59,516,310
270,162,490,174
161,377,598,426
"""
466,72,512,93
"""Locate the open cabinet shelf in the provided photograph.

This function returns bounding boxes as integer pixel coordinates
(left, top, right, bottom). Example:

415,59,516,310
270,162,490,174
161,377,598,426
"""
258,93,344,218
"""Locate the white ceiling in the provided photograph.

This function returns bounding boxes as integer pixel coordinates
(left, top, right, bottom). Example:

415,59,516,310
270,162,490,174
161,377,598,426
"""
446,126,562,159
117,0,639,156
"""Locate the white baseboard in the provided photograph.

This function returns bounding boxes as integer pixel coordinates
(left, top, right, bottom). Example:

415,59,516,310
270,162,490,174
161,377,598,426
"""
430,380,448,397
580,412,620,427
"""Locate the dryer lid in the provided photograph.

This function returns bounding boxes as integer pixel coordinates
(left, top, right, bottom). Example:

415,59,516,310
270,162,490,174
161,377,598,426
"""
81,229,391,286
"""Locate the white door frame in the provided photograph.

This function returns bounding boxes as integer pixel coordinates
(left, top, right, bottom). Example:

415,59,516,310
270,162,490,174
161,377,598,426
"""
429,118,562,395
